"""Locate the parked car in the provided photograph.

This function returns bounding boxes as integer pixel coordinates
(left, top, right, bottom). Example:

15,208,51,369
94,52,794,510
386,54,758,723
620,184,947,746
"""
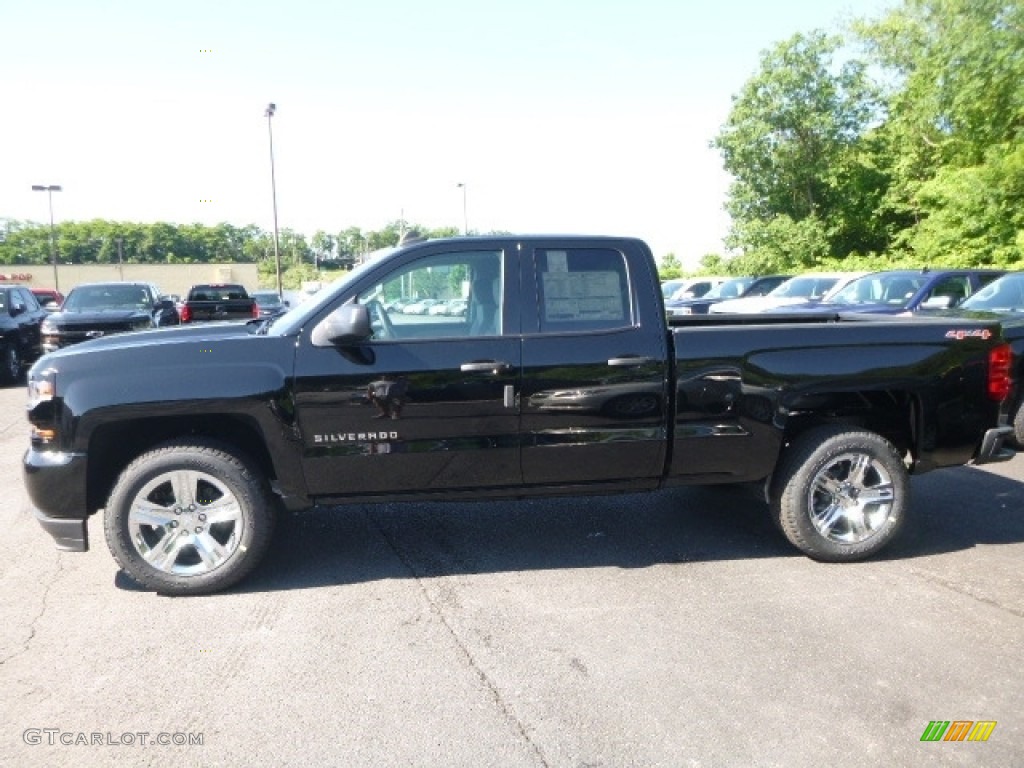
40,282,178,353
180,283,259,323
427,299,456,316
708,272,864,314
444,298,468,316
953,271,1024,314
251,290,289,319
31,288,65,310
403,298,440,315
0,285,48,383
765,268,1005,315
666,275,791,316
667,277,729,301
660,279,687,299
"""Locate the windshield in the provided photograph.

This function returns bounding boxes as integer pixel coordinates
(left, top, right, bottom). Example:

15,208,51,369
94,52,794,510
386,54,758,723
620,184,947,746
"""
828,273,926,306
65,285,152,311
769,276,839,299
959,273,1024,311
264,259,379,336
661,280,684,299
703,277,753,300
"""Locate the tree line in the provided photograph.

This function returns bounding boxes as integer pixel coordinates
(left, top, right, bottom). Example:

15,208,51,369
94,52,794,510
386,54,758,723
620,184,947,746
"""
701,0,1023,277
0,217,460,271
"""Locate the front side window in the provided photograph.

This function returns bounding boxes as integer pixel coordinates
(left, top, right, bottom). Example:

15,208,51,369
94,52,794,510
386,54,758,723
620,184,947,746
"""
356,250,504,340
535,248,631,333
923,276,970,306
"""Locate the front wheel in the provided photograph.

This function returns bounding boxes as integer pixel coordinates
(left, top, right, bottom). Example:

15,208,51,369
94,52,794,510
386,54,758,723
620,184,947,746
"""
103,440,275,595
770,425,909,561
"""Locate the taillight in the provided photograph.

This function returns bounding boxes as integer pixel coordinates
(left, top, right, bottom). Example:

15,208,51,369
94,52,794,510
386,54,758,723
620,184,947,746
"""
987,343,1012,401
252,302,261,318
180,305,192,323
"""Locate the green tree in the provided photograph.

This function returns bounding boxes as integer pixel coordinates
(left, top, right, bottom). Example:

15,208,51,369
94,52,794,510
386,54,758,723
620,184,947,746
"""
727,215,832,274
855,0,1024,265
311,230,335,268
698,253,729,274
658,253,684,280
714,31,886,264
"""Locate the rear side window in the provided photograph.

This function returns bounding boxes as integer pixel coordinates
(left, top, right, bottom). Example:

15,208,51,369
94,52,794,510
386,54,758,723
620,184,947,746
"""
535,248,631,333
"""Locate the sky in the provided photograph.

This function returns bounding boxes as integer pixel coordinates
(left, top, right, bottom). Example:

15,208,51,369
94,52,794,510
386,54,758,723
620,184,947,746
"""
2,0,893,268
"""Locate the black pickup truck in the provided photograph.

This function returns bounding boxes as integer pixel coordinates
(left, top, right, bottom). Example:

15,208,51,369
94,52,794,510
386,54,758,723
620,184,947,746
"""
178,283,258,323
23,236,1016,595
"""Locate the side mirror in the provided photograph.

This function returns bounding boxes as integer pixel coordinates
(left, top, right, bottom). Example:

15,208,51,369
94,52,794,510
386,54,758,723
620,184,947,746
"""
311,303,371,347
921,296,955,309
10,303,24,317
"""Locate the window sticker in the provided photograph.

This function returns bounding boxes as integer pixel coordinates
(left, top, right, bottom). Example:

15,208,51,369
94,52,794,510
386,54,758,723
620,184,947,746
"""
542,270,623,321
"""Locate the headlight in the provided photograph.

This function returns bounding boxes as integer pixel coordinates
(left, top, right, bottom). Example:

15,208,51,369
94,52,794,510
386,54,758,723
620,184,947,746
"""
41,319,57,335
28,368,56,407
27,368,58,445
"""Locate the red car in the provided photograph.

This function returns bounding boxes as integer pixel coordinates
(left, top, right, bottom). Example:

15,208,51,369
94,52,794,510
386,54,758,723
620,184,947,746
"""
31,289,65,310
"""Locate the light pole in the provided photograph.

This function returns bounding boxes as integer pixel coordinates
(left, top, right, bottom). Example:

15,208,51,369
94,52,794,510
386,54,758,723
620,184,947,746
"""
456,182,468,236
265,103,283,296
31,184,62,291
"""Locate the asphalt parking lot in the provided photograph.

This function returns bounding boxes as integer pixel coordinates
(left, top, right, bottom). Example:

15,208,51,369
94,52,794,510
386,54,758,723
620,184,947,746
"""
1,382,1021,767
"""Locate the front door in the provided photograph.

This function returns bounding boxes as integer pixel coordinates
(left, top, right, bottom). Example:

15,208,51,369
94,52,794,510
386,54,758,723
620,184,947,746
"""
294,243,522,498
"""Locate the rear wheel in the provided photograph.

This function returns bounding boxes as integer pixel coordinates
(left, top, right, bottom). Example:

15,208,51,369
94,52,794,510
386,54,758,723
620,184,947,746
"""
104,440,275,595
1012,402,1024,449
770,425,909,561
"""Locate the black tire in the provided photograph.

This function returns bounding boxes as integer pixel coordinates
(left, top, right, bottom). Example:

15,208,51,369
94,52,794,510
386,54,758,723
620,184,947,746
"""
770,425,909,562
1012,402,1024,449
2,344,20,385
103,439,275,595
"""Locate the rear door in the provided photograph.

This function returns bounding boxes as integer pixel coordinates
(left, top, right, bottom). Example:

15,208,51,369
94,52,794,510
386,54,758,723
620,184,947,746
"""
519,239,669,488
293,240,523,497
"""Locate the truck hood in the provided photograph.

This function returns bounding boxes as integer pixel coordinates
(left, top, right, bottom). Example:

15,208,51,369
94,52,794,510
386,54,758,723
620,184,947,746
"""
37,319,258,362
45,309,152,328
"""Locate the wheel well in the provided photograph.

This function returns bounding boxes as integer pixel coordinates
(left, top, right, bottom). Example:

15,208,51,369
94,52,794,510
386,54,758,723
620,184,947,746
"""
86,415,277,513
781,390,916,458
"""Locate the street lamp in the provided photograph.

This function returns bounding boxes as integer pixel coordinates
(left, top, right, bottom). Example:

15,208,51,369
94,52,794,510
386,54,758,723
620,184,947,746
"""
265,103,283,296
31,184,62,291
456,182,468,236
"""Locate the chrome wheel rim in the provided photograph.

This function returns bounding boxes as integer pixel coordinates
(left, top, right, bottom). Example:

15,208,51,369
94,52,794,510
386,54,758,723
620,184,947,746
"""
128,469,244,576
807,452,895,544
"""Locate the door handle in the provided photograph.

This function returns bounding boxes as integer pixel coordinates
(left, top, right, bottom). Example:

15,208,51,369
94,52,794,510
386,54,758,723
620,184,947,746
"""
460,360,510,374
607,355,653,367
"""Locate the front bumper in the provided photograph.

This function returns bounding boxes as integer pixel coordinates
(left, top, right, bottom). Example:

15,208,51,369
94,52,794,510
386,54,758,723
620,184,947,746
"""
33,508,89,551
973,426,1015,465
23,448,91,550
